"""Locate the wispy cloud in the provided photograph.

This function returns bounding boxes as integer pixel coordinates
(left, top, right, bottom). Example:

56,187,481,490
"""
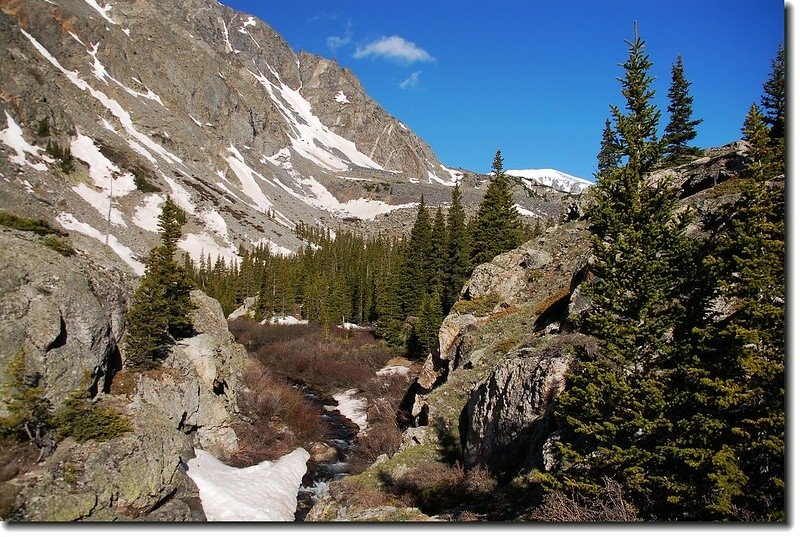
327,21,353,52
327,34,351,51
354,35,435,64
399,71,422,90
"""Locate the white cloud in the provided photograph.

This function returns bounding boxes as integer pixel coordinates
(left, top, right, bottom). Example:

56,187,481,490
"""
327,35,351,50
354,35,435,64
327,21,353,52
399,70,422,90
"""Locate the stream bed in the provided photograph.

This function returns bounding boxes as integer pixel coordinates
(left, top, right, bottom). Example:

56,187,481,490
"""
294,384,359,520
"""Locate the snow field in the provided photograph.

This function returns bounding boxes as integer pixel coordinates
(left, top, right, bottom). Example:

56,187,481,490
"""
0,111,49,171
186,448,310,521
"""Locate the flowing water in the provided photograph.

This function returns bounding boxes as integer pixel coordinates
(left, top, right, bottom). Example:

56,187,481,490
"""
294,384,359,521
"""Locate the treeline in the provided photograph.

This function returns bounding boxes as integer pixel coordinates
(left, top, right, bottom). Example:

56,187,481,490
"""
546,28,785,521
186,152,532,359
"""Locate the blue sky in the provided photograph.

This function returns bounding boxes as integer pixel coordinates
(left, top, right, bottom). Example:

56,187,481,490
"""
220,1,785,180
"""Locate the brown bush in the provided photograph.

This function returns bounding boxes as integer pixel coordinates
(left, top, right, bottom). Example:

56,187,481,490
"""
382,460,498,515
227,360,330,467
529,478,640,522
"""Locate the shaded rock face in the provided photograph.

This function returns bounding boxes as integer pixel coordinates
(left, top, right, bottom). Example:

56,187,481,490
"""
0,231,131,413
459,341,580,478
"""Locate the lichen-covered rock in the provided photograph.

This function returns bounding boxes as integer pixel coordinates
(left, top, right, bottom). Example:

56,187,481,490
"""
460,338,583,477
0,231,131,414
462,242,553,307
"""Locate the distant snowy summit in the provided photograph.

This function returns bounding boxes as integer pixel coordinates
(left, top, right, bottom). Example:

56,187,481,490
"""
506,168,593,195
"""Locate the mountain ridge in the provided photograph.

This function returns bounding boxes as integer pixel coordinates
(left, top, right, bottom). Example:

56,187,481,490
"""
0,0,578,275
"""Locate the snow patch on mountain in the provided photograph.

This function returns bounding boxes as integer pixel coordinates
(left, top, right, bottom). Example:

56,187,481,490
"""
506,168,593,194
56,212,145,275
0,111,50,171
249,65,384,172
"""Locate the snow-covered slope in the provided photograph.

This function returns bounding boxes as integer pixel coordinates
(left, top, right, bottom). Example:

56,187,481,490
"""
506,168,593,194
0,0,582,276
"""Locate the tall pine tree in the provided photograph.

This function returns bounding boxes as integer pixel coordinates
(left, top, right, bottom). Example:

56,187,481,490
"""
760,44,785,140
443,183,471,313
125,197,194,370
663,54,703,164
470,150,524,266
400,195,433,316
552,26,693,516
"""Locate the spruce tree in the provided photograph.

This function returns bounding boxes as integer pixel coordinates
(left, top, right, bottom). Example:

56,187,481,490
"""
552,26,692,515
125,196,194,370
470,150,524,266
413,290,444,360
430,206,447,294
443,183,471,312
596,118,620,177
399,195,433,316
760,44,785,140
663,54,703,164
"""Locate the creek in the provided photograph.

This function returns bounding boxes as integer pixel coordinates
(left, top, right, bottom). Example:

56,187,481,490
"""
294,383,359,521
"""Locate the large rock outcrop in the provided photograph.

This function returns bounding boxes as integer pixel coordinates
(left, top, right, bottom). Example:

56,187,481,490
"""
0,229,246,520
460,335,597,477
0,229,131,413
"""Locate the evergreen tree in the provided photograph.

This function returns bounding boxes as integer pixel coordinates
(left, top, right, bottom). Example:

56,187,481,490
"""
430,206,448,294
742,104,783,180
443,183,471,312
412,290,444,360
470,150,524,266
400,195,433,316
663,54,703,164
596,118,620,177
661,104,785,520
760,44,785,140
125,197,194,370
552,26,692,515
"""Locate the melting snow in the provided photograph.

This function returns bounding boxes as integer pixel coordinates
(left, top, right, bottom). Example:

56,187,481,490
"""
515,204,537,218
377,365,412,377
186,448,310,521
21,30,182,168
0,111,49,171
252,238,295,257
131,193,165,232
334,90,350,104
326,389,368,434
161,173,196,215
83,0,116,25
71,133,137,196
265,315,308,325
178,232,240,264
56,212,145,275
249,66,384,172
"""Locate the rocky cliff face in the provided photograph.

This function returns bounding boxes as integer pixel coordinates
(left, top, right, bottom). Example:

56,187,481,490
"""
0,227,246,521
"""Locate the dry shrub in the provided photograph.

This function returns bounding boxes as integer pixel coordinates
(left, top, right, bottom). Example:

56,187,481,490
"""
227,360,330,467
384,460,498,515
228,319,321,352
347,369,414,471
530,478,640,522
328,477,406,510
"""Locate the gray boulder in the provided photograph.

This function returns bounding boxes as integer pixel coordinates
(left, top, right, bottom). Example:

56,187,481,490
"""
460,338,589,477
0,230,131,414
